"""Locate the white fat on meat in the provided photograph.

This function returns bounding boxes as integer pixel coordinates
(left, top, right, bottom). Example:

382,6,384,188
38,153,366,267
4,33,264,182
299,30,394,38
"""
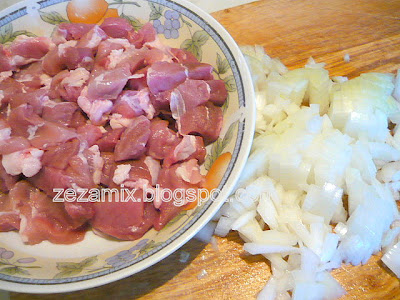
82,56,94,65
61,68,90,88
137,89,155,119
43,98,58,108
19,214,29,243
10,55,38,66
144,156,161,186
89,100,113,123
107,38,131,48
170,90,186,120
175,159,203,185
27,124,43,140
0,71,13,83
77,87,113,124
6,104,11,117
113,164,131,185
97,126,108,133
0,211,17,219
118,89,155,119
129,73,145,80
83,26,105,49
0,127,11,141
93,73,105,84
2,148,44,177
77,140,88,164
109,113,134,129
144,36,174,62
174,135,197,161
107,49,125,69
71,183,83,190
52,27,68,45
16,74,34,83
88,145,104,185
124,178,151,191
58,40,78,57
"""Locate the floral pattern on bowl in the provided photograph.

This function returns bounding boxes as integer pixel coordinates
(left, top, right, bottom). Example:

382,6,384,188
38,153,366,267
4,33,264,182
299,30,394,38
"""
0,0,255,293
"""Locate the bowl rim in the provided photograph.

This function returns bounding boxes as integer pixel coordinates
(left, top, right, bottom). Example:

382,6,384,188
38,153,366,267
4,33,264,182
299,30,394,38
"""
0,0,255,294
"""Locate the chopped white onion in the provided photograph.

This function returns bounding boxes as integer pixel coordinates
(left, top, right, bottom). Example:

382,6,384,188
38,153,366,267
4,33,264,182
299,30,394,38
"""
195,221,217,243
215,46,400,299
382,241,400,278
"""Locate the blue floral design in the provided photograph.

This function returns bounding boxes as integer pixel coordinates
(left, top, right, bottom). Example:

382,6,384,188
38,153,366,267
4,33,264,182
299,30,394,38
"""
106,250,137,267
153,10,181,39
0,247,39,276
105,239,150,267
129,238,150,251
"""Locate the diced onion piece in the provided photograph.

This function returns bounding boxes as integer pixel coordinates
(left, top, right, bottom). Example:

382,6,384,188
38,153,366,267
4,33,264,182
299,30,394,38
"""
382,241,400,278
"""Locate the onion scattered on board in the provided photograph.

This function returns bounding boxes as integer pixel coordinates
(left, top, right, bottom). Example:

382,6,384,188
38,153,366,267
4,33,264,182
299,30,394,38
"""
214,45,400,299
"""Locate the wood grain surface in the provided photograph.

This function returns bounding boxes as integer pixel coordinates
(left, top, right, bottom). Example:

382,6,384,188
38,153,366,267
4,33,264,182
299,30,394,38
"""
10,0,400,299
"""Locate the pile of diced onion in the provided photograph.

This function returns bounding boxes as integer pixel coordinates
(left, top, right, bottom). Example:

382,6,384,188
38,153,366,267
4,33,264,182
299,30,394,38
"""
214,45,400,299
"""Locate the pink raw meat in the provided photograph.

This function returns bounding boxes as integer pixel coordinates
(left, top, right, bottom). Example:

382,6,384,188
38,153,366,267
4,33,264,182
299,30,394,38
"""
0,136,31,155
96,128,125,152
170,79,210,117
77,124,103,147
0,163,18,193
206,79,228,106
91,189,149,240
112,89,155,118
114,116,151,161
178,103,223,144
154,159,205,230
52,23,95,44
9,36,54,66
146,118,181,160
100,17,134,39
185,62,213,80
76,25,108,49
87,66,131,100
147,61,187,94
8,104,44,138
0,193,20,231
42,102,80,127
41,139,80,170
9,89,49,115
13,181,85,245
163,135,206,167
30,121,77,149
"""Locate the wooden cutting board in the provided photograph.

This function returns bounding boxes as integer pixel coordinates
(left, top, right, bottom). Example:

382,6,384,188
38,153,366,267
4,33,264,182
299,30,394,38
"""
11,0,400,299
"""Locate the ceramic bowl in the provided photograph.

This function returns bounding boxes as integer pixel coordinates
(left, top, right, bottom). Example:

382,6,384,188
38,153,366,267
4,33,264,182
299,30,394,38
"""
0,0,255,293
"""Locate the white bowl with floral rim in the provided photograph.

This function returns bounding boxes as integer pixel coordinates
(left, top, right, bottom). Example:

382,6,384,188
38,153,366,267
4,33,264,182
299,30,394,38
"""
0,0,255,293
